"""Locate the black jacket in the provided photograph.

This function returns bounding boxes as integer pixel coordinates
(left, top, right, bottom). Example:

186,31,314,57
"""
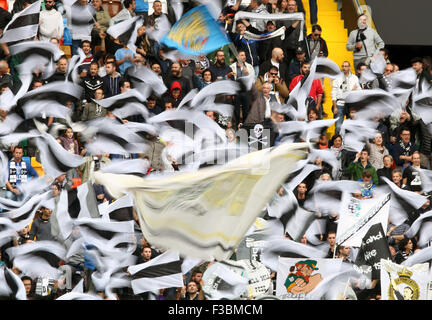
306,34,329,60
81,75,104,101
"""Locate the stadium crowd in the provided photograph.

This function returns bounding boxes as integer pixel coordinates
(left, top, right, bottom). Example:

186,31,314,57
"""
0,0,431,300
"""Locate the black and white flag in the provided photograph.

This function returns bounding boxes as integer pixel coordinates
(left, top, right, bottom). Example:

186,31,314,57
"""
0,268,27,300
354,223,392,280
6,240,66,279
106,15,142,52
0,0,41,43
127,250,184,294
98,194,134,222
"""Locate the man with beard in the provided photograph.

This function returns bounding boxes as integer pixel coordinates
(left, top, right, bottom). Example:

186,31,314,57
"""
81,61,104,101
38,0,64,42
164,62,191,97
209,50,233,81
289,61,323,118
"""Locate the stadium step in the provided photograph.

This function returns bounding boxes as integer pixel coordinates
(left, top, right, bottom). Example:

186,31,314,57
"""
303,0,354,139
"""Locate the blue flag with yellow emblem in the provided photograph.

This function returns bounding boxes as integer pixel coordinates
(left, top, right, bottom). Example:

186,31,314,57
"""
161,5,231,56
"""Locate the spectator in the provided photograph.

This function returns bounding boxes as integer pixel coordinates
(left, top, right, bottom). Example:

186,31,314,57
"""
209,50,233,81
77,40,95,76
21,276,35,300
336,245,352,263
244,82,273,126
356,62,377,90
331,61,360,135
346,14,385,67
394,237,414,264
392,128,417,169
110,0,136,26
145,0,166,29
345,149,379,185
0,60,13,90
287,46,307,83
91,0,111,48
278,0,307,65
325,231,337,258
81,61,104,101
81,88,107,121
230,21,260,75
164,62,191,98
402,151,423,192
247,0,269,32
411,57,432,94
358,169,376,199
391,169,408,190
69,0,95,56
256,66,289,104
5,146,38,201
366,132,389,170
98,54,116,77
47,56,68,83
306,25,328,61
57,127,84,156
38,0,64,42
115,41,135,75
289,61,323,118
102,61,123,97
329,134,351,180
181,281,200,300
377,155,394,182
29,207,56,241
145,95,163,115
193,68,214,90
259,47,289,83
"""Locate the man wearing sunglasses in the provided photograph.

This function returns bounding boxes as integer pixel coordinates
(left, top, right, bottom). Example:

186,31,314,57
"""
39,0,64,42
306,25,328,61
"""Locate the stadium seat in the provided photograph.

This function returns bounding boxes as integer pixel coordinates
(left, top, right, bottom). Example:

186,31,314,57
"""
31,157,45,177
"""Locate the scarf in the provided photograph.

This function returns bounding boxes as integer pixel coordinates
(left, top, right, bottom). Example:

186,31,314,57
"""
232,11,304,40
243,26,287,41
331,145,343,159
399,140,412,156
60,136,77,154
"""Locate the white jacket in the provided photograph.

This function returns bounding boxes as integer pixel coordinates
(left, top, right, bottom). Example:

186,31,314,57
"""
230,61,255,80
39,9,64,42
331,72,360,101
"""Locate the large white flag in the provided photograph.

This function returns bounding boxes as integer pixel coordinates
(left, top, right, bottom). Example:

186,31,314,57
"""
336,193,390,247
276,257,343,300
380,259,431,300
94,143,308,260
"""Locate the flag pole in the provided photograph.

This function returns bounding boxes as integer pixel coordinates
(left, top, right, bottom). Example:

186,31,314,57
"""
228,42,245,69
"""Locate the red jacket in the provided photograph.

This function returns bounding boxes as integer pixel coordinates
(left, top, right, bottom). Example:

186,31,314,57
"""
289,75,323,102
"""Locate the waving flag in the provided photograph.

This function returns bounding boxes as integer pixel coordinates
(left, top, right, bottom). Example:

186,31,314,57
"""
0,0,41,43
380,259,430,300
94,143,308,260
276,257,343,300
161,5,231,56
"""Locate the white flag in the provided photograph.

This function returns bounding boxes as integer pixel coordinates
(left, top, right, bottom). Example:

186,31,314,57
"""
94,143,308,260
276,257,343,300
336,193,390,247
380,259,430,300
